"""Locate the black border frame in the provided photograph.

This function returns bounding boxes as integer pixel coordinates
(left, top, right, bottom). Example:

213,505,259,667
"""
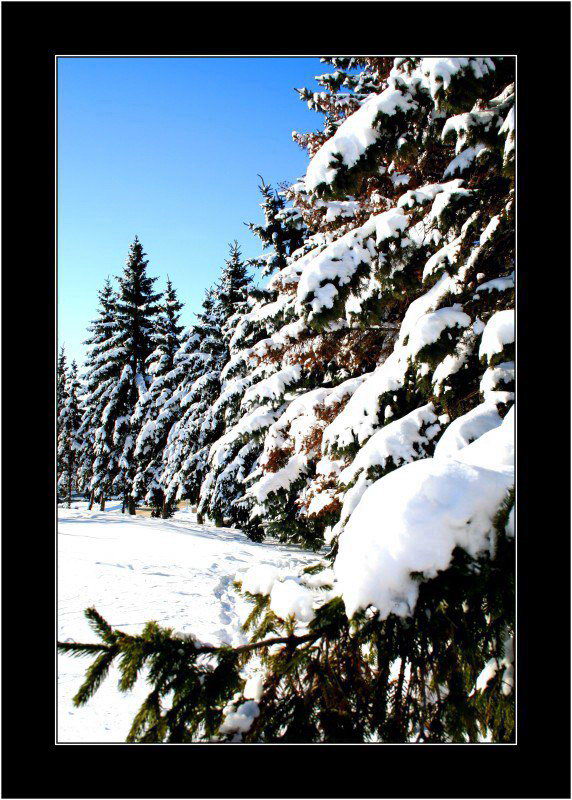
2,2,570,798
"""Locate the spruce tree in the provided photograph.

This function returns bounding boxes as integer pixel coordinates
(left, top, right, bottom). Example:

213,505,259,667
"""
57,345,68,411
57,345,69,494
161,287,227,510
162,240,252,516
108,237,162,514
132,278,184,516
57,360,82,507
217,241,251,323
77,279,120,510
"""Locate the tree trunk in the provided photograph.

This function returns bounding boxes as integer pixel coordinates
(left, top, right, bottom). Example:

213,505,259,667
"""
67,456,74,508
99,495,106,511
128,496,136,516
161,495,169,519
88,490,95,511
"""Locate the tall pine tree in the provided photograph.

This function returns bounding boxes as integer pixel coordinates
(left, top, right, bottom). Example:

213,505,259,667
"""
162,241,252,514
77,279,120,510
109,237,162,513
132,278,184,516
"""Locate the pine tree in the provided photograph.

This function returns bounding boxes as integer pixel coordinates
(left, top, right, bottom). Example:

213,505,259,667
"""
62,57,515,744
57,345,68,411
76,279,120,510
161,287,227,511
217,241,251,323
57,360,82,507
107,237,162,514
132,278,184,516
57,345,69,494
162,241,253,517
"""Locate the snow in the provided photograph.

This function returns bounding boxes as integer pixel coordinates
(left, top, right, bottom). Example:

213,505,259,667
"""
270,578,315,623
443,144,488,178
499,107,515,160
295,209,407,319
397,179,465,210
306,88,417,191
241,564,280,596
242,365,301,409
475,273,514,295
305,58,496,192
243,673,265,702
249,378,365,508
334,404,442,537
480,361,514,404
473,635,514,697
442,108,500,154
58,505,316,742
334,409,514,619
323,273,462,453
407,306,471,357
479,310,514,361
479,215,501,245
420,57,495,102
474,658,498,692
220,700,260,734
434,402,502,458
339,403,440,490
453,406,514,470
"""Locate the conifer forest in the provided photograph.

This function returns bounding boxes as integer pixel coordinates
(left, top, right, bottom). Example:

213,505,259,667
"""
58,56,515,744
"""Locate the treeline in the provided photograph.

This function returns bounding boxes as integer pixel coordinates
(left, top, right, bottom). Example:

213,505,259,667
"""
58,234,253,517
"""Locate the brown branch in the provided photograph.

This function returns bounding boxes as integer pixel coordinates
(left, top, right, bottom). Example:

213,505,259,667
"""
196,625,335,656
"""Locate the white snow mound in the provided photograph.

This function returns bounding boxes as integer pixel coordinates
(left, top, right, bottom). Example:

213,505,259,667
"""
334,409,514,619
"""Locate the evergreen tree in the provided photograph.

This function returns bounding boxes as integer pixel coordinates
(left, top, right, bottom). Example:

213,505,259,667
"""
162,241,254,516
160,287,227,510
57,360,82,507
57,345,68,411
76,279,120,510
107,237,162,514
217,241,251,324
132,278,184,516
57,345,69,493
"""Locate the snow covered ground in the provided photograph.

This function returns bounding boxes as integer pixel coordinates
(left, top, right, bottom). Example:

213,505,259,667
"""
57,503,317,743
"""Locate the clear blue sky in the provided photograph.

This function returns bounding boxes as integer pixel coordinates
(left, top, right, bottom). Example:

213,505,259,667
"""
58,57,324,366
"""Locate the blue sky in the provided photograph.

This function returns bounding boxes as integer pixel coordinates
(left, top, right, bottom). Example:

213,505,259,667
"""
58,57,324,365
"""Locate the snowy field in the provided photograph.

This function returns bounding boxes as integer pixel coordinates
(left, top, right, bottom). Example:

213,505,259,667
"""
57,503,317,743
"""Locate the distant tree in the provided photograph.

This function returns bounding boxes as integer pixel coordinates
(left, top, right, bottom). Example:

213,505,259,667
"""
217,241,251,323
57,345,68,411
161,287,227,511
57,345,69,493
109,237,162,513
76,279,119,510
57,360,82,507
162,240,252,514
132,278,184,516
